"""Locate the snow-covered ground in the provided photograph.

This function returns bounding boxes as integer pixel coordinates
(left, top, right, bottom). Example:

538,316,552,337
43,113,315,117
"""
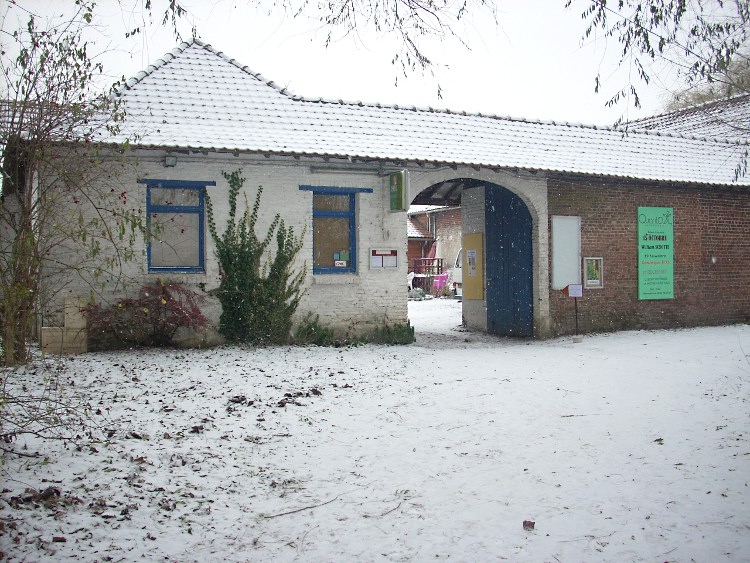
2,298,749,562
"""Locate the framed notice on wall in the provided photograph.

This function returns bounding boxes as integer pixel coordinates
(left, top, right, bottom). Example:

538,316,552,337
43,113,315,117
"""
584,257,603,289
369,248,398,269
637,207,674,300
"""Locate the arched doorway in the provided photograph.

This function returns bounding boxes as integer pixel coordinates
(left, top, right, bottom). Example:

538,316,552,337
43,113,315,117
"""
485,184,533,336
409,171,543,338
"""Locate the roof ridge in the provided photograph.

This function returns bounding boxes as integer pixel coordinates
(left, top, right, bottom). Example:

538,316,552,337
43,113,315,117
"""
291,91,615,131
624,84,750,143
122,39,296,99
296,94,748,145
631,91,750,125
290,93,630,132
617,123,748,146
123,40,193,90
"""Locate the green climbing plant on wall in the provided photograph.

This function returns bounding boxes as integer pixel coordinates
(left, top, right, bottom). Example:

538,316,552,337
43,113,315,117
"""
206,170,306,344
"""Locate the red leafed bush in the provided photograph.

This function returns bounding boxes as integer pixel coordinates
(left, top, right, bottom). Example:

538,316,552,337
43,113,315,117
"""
83,280,208,349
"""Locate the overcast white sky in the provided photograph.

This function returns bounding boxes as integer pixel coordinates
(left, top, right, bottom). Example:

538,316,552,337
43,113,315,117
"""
7,1,680,125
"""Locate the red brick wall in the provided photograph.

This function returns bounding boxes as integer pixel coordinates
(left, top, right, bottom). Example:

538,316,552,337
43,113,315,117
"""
434,207,462,268
548,177,750,335
435,207,462,229
410,214,430,233
407,208,463,272
407,239,428,270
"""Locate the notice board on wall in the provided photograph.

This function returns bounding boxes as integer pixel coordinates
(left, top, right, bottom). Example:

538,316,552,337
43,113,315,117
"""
637,207,674,300
462,233,484,300
370,248,398,269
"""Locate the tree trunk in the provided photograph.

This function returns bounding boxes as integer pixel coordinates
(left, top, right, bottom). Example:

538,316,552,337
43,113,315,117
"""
3,305,18,367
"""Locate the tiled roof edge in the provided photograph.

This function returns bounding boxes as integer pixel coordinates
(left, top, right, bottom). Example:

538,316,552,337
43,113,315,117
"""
107,141,750,187
631,91,750,124
627,92,750,143
615,124,749,146
123,41,192,90
407,205,452,215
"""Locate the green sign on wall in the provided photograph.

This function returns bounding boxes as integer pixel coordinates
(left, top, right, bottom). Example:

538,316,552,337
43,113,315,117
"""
638,207,674,300
389,170,408,212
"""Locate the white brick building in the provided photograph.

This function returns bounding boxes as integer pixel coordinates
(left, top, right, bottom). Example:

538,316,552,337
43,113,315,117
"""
35,40,750,344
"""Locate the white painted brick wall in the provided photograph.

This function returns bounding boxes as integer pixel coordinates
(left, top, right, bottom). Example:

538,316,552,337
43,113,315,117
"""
42,150,409,342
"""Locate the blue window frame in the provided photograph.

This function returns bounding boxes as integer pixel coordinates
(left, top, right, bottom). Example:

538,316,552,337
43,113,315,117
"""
299,185,373,274
139,179,216,273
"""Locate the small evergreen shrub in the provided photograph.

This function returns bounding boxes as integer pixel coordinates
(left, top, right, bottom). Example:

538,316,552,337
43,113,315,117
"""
294,317,415,347
294,313,335,346
83,280,208,349
369,322,416,345
207,170,305,345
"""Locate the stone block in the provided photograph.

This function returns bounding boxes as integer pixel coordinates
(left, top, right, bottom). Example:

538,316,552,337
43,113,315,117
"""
41,327,88,355
64,299,87,329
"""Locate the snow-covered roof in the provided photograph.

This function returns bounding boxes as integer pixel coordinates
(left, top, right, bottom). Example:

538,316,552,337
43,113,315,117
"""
407,216,433,239
112,40,750,187
630,94,750,141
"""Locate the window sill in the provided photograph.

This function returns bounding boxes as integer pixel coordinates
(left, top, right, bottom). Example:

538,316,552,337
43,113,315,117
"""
148,269,206,275
312,274,358,285
146,270,209,284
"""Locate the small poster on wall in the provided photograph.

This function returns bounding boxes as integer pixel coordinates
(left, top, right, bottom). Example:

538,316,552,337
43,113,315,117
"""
466,249,478,277
584,257,603,289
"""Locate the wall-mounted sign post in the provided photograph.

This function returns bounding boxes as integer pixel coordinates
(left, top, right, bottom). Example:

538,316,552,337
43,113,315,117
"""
563,284,583,337
638,207,674,300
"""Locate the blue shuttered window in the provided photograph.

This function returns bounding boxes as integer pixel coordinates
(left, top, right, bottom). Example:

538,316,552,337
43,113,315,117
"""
140,179,216,273
299,186,372,274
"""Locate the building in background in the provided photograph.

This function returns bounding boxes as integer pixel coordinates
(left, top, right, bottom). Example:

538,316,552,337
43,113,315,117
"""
407,205,462,293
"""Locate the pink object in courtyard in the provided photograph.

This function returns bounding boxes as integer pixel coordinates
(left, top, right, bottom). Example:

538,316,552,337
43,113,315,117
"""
432,271,449,289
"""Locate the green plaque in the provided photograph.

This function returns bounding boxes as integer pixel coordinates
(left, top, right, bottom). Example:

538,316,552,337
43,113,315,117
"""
389,171,406,212
637,207,674,300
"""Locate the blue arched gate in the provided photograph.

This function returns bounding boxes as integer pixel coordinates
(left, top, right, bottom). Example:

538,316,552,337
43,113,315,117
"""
485,185,533,336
